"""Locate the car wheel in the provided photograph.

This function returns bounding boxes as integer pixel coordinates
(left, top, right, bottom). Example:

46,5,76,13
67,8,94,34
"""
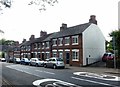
44,64,47,68
36,63,39,67
53,65,57,69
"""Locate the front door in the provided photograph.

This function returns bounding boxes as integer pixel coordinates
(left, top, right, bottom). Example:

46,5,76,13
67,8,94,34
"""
42,53,44,60
66,53,70,64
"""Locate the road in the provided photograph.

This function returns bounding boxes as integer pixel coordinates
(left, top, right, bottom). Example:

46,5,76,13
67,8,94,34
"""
1,62,120,87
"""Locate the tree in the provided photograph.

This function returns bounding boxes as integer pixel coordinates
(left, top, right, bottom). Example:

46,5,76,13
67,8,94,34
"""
0,38,16,45
28,0,59,12
109,30,120,58
0,0,12,14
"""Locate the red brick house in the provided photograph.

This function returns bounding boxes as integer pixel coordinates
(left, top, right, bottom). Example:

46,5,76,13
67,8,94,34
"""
18,15,105,66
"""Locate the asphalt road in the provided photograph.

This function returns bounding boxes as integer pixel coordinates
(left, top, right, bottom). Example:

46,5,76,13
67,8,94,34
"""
1,62,120,87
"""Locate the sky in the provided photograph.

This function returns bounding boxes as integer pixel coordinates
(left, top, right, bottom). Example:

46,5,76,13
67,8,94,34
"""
0,0,119,43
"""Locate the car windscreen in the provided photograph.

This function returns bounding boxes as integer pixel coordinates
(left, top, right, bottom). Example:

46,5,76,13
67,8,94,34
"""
38,58,42,61
57,58,63,61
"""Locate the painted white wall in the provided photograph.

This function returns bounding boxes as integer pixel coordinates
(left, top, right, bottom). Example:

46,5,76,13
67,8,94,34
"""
82,24,105,66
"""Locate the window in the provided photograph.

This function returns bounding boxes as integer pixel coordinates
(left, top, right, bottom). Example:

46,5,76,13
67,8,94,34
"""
58,38,63,46
46,52,50,59
28,46,30,51
42,43,45,49
38,43,41,49
53,39,57,46
72,35,78,45
59,52,63,58
26,45,30,51
34,43,37,49
72,49,79,61
46,42,49,48
65,37,70,45
52,50,57,57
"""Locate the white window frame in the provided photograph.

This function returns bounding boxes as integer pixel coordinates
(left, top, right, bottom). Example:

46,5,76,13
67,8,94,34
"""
46,52,50,59
72,35,79,45
42,43,45,49
72,49,79,61
58,38,63,46
52,50,57,57
38,43,41,49
34,43,37,49
53,39,57,46
46,42,49,48
65,37,70,45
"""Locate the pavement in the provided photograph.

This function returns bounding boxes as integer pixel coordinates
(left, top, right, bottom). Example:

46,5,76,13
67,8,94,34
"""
66,61,120,76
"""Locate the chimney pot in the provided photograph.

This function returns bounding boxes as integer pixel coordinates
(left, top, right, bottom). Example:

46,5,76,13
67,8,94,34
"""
60,23,67,31
89,15,97,25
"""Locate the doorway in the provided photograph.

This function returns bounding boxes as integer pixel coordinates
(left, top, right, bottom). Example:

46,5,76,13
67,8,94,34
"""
66,52,70,64
42,53,44,60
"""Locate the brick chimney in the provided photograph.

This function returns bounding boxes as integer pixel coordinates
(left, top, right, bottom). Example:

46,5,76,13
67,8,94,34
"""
29,35,35,41
40,31,47,37
89,15,97,25
14,41,19,46
22,39,26,43
60,23,67,31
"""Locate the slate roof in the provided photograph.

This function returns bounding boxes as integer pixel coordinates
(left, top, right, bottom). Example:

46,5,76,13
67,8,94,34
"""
19,33,52,47
19,23,91,46
44,23,91,41
30,33,52,44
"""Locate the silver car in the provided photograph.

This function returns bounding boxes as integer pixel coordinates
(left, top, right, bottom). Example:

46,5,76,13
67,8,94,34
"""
29,58,44,67
44,57,65,69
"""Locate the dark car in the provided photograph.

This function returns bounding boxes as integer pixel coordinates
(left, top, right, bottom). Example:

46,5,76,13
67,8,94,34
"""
7,57,14,63
102,53,114,62
20,58,30,65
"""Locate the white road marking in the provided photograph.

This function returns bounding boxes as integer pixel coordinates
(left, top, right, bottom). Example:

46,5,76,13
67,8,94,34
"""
71,77,119,87
33,78,82,87
35,70,55,75
73,72,120,81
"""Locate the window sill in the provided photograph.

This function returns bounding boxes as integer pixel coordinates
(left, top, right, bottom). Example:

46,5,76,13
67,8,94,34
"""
72,43,78,45
72,59,79,61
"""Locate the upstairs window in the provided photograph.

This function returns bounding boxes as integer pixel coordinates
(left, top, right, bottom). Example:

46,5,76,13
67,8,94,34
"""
58,38,63,46
65,37,70,45
42,43,45,49
72,35,79,45
53,39,57,46
46,42,49,48
34,43,37,49
38,43,41,49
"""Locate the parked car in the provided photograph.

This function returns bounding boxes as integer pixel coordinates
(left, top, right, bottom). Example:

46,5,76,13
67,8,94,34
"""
102,52,114,62
0,58,6,62
29,58,44,67
44,57,65,69
20,58,30,65
14,58,21,64
7,57,14,63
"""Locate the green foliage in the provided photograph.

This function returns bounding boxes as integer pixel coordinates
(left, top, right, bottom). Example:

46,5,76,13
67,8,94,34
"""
109,30,120,58
0,39,16,45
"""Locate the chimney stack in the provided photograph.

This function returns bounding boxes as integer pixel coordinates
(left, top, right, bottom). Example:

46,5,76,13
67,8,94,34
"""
22,39,26,43
14,41,19,46
60,23,67,31
40,31,47,37
29,35,35,41
89,15,97,25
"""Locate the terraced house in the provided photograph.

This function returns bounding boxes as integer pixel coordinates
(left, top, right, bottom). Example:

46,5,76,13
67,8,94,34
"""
14,15,105,66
